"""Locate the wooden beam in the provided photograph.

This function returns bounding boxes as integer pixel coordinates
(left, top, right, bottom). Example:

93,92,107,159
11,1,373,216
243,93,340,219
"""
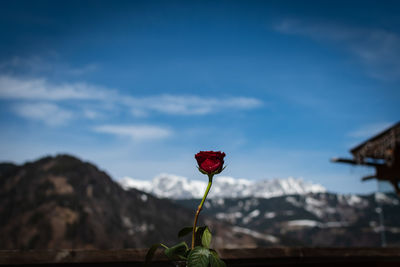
330,158,382,167
362,175,377,181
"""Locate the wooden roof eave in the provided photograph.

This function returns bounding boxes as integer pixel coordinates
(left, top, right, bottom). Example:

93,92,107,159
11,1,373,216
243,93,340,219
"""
350,122,400,161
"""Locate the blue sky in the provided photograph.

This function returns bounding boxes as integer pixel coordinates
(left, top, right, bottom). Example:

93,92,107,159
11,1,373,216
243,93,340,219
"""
0,0,399,194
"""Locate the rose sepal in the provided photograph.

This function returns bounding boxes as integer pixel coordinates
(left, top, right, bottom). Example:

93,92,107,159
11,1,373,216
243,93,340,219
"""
197,166,209,175
197,165,226,176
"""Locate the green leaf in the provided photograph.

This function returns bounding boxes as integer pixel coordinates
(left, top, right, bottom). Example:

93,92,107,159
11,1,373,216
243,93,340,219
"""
209,249,218,258
201,227,212,248
145,243,168,266
187,246,210,267
209,249,226,267
178,226,194,238
164,242,188,261
209,252,226,267
194,226,207,247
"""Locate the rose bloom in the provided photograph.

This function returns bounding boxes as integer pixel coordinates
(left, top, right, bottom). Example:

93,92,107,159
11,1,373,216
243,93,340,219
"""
195,151,225,175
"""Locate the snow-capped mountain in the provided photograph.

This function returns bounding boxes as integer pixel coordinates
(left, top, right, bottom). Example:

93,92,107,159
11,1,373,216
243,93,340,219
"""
118,173,326,199
176,192,400,247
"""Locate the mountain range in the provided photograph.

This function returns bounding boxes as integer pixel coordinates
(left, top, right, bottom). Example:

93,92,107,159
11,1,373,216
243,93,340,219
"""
120,173,400,247
0,155,275,249
119,174,326,199
1,154,399,249
176,192,400,247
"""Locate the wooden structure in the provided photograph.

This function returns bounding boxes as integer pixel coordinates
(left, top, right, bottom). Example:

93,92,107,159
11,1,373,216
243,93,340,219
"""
332,122,400,197
0,248,400,267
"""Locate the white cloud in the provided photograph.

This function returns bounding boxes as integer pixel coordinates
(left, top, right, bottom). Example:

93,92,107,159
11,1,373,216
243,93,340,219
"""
12,102,73,126
0,74,263,126
0,76,262,114
126,94,263,116
93,124,172,140
0,75,115,101
348,122,394,138
274,19,400,81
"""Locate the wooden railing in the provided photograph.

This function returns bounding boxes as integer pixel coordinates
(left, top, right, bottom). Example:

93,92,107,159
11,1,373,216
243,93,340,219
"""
1,248,400,266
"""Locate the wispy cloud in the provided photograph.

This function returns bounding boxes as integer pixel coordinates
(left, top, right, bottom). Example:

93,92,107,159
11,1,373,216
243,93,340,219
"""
94,125,172,141
274,19,400,81
12,102,73,126
348,121,394,138
0,75,115,101
0,75,263,125
126,95,263,116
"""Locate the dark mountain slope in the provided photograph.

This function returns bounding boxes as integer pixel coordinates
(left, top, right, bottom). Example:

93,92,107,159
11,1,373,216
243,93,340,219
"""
0,155,195,249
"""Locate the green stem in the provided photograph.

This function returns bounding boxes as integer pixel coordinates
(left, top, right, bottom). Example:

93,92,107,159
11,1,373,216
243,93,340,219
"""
191,174,213,249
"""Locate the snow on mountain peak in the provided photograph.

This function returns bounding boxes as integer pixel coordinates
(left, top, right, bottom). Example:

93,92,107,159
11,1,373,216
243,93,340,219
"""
118,173,326,199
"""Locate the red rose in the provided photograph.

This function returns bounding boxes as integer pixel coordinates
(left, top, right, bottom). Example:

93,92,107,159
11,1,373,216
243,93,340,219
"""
195,151,226,175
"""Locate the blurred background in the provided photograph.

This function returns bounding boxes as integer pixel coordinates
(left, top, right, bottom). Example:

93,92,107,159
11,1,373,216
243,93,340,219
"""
0,0,399,249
